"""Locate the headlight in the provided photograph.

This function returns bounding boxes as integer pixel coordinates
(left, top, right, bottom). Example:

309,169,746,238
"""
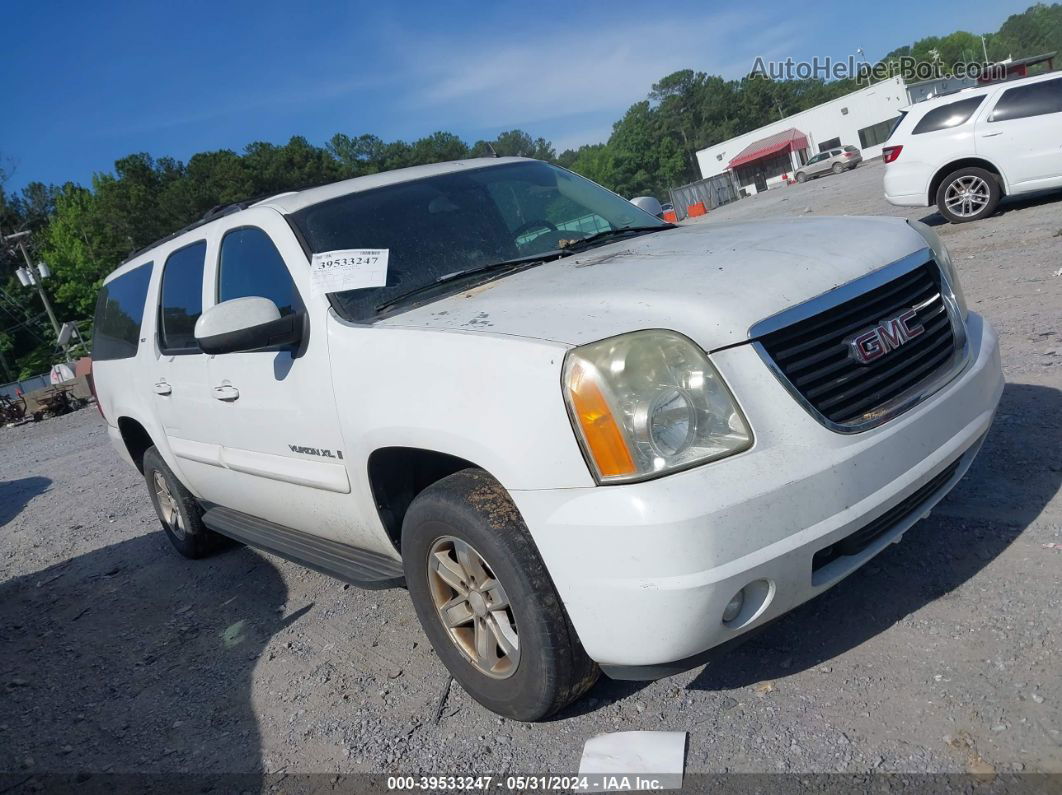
562,330,752,483
908,220,967,319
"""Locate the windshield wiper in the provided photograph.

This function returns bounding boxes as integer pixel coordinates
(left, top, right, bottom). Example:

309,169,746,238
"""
560,224,672,252
374,251,567,314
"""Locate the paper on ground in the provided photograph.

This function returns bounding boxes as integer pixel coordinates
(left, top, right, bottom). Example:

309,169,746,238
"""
310,249,388,295
578,731,686,789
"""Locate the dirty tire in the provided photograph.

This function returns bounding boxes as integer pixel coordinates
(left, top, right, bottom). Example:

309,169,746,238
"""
143,446,216,559
831,162,844,174
796,171,807,183
402,468,599,721
936,166,1001,224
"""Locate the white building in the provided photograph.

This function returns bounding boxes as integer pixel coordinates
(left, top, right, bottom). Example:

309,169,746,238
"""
695,76,910,194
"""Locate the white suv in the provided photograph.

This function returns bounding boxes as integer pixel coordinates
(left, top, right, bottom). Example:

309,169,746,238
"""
93,157,1003,720
884,71,1062,223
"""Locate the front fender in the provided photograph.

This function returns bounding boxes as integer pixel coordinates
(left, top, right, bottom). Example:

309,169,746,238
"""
327,316,595,491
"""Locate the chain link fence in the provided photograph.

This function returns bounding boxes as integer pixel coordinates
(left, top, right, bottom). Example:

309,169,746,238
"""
668,172,740,221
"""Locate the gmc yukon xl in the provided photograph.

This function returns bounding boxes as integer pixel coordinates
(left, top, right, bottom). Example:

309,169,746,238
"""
92,157,1003,720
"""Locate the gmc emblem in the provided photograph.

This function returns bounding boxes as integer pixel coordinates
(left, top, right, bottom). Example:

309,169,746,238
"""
846,309,925,365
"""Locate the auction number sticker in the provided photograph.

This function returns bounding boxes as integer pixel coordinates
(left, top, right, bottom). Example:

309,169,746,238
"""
310,248,389,295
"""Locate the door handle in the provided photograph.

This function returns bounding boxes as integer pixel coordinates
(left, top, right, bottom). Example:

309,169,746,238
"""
212,385,240,401
153,382,172,396
981,131,1004,138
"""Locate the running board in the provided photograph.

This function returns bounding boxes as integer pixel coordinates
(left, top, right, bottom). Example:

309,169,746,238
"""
202,506,405,589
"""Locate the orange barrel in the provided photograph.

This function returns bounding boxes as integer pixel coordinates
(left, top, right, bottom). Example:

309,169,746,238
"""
687,202,707,217
662,210,678,223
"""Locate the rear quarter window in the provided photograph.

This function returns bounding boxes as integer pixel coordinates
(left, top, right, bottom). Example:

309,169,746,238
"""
886,111,908,140
92,262,153,361
912,96,985,134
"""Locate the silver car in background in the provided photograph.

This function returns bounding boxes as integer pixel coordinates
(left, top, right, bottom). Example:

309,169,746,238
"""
795,145,863,182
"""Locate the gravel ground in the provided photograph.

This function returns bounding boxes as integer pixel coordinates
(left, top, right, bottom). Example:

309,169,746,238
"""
1,159,1059,782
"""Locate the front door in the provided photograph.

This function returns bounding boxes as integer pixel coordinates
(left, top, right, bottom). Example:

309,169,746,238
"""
201,209,357,544
804,153,827,175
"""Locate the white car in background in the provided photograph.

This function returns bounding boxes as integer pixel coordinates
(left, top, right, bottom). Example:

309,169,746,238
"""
883,71,1062,223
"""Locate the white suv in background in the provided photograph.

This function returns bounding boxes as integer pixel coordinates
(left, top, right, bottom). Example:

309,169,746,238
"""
884,71,1062,223
93,157,1002,721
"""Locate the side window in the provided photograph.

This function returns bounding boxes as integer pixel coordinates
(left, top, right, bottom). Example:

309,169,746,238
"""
159,241,206,352
92,262,153,361
989,78,1062,123
218,227,300,316
912,96,985,134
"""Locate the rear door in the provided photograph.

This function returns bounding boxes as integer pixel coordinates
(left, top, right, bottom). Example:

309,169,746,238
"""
203,208,355,542
151,239,225,499
977,76,1062,189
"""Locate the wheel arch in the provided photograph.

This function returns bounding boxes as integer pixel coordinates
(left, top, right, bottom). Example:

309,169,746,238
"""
367,446,487,554
117,416,156,473
928,158,1006,205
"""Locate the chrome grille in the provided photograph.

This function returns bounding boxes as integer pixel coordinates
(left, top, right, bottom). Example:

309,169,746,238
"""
755,257,964,430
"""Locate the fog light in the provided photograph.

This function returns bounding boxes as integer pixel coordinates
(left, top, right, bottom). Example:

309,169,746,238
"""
722,589,745,623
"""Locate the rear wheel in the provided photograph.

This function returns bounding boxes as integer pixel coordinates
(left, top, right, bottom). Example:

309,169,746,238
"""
831,162,843,174
936,167,1001,223
143,446,217,559
402,469,598,721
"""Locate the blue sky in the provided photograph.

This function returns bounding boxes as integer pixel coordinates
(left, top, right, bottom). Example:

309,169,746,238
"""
1,0,1036,190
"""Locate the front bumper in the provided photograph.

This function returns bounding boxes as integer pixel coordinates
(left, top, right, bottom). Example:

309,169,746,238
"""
511,312,1002,672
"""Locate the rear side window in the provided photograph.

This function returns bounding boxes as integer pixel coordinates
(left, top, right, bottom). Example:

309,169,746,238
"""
912,97,984,134
218,227,300,316
989,77,1062,122
92,262,153,361
886,111,908,140
159,241,206,352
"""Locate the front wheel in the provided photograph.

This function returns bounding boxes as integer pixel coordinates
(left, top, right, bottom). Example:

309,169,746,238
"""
796,172,807,183
402,469,598,721
936,167,1001,223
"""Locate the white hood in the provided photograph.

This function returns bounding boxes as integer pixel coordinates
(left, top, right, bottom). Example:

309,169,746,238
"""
377,216,929,351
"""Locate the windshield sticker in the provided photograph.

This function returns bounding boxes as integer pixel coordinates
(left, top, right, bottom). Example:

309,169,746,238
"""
309,249,389,295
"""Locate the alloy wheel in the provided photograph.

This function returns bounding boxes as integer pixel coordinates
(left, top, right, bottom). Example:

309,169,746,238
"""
944,175,991,218
152,470,186,540
426,536,519,678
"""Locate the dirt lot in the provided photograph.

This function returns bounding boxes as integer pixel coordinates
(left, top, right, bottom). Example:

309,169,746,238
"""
1,159,1060,781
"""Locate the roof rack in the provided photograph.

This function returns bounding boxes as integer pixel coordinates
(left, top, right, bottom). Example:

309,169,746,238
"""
118,198,263,266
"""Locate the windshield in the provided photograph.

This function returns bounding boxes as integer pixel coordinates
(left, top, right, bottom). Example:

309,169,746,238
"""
291,161,668,321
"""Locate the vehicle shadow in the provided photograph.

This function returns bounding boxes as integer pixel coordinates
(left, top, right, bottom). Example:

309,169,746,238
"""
688,381,1060,692
0,476,52,528
0,531,310,781
918,186,1062,226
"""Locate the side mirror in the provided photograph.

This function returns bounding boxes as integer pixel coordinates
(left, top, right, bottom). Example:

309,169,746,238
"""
630,196,664,219
194,297,303,355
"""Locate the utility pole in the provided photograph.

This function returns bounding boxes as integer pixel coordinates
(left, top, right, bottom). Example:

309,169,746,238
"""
3,229,68,356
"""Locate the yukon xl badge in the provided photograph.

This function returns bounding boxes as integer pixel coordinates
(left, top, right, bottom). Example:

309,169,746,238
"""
289,445,343,460
846,309,925,365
